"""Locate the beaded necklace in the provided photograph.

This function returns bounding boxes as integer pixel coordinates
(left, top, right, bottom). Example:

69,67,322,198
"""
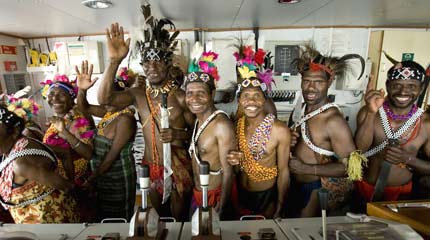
145,81,178,165
237,115,277,182
249,114,275,162
292,102,338,129
189,110,228,176
97,108,133,136
383,101,417,121
295,103,340,156
146,79,178,98
364,106,423,157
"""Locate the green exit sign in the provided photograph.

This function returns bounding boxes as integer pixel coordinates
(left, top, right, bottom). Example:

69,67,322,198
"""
402,53,414,61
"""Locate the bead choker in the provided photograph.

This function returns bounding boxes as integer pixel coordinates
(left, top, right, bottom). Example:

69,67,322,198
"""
383,101,417,121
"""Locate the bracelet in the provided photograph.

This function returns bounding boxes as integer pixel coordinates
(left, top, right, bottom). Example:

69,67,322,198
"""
72,140,81,149
405,156,414,164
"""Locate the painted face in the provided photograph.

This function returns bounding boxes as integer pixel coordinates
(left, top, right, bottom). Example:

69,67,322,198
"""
238,87,266,118
386,79,422,109
301,70,331,106
185,82,213,115
142,60,168,85
47,87,74,115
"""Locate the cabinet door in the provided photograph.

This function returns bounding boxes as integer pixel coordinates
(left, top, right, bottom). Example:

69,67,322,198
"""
376,31,430,90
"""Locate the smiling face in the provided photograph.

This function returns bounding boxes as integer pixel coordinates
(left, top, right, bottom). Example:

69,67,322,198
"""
238,87,266,119
301,70,332,106
142,60,168,86
47,87,74,116
386,79,423,109
185,82,213,116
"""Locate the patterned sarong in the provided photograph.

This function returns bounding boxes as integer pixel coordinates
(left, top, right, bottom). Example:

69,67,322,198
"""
0,138,79,223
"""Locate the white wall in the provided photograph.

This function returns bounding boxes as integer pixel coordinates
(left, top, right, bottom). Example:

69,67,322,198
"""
26,27,371,130
0,34,28,93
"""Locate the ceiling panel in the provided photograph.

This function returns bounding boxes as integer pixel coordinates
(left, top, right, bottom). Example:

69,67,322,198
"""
0,0,429,38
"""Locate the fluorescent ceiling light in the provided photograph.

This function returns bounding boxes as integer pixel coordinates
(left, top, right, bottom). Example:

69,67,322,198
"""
82,0,113,9
278,0,301,4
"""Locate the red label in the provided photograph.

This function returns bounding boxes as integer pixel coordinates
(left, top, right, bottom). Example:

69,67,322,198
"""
4,61,17,72
1,45,17,55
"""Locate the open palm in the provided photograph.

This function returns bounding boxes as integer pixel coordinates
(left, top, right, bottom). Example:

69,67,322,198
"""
106,23,130,61
75,60,98,90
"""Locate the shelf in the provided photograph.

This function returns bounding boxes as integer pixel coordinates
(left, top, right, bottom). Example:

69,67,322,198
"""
26,66,57,73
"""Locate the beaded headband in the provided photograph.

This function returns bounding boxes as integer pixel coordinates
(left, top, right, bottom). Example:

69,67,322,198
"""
186,48,219,91
141,47,171,62
41,75,78,99
48,83,76,98
387,64,425,82
309,61,335,79
0,106,23,128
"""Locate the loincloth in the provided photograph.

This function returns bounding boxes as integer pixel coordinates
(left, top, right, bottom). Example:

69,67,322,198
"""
355,180,412,202
237,185,277,215
191,187,222,213
143,146,193,197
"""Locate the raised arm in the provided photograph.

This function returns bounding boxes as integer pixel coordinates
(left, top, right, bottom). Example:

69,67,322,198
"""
98,23,134,108
215,118,236,219
274,121,291,219
355,77,385,151
76,61,106,118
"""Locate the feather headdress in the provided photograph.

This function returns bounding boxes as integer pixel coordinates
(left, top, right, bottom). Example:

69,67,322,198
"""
185,42,219,91
5,95,40,123
292,45,365,81
135,3,180,63
234,42,275,96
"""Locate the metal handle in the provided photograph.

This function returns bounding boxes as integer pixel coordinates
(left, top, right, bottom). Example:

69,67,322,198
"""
101,218,127,223
159,217,176,222
240,215,266,221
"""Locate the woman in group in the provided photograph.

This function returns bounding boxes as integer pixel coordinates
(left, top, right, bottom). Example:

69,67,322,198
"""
41,74,96,221
76,61,137,221
0,100,79,223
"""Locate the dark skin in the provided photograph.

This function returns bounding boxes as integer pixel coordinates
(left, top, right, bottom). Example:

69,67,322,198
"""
356,77,430,189
290,70,355,217
185,82,235,219
96,23,194,220
0,126,74,192
227,87,290,219
235,98,277,120
47,87,94,181
76,61,137,185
